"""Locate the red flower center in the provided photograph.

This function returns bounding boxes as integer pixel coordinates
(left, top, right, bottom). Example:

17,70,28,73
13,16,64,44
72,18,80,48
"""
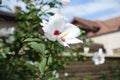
54,30,66,42
54,30,61,35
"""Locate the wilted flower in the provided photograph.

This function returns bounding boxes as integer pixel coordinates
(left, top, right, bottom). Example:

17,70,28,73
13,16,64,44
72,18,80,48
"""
33,61,39,67
26,61,34,65
92,48,105,65
26,61,39,67
41,13,82,47
61,0,70,5
18,48,25,55
8,51,15,55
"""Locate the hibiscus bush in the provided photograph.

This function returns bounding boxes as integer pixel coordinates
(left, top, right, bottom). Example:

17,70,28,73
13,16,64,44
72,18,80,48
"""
0,0,85,80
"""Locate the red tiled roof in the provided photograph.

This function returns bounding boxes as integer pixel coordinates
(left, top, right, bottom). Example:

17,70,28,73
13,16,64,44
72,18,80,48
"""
71,17,100,31
104,16,120,27
71,16,120,37
0,10,15,21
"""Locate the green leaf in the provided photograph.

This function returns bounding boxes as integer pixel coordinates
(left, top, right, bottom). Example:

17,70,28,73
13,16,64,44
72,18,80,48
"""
0,0,1,4
24,38,41,42
48,56,52,65
3,47,10,54
39,58,47,74
29,42,46,53
49,2,55,8
48,77,61,80
0,39,3,42
25,21,30,26
47,12,54,16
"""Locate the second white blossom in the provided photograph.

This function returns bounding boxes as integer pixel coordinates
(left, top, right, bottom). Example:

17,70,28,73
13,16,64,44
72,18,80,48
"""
92,48,105,65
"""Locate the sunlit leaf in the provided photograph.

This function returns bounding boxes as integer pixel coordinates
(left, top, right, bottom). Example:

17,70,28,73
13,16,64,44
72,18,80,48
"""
29,42,46,53
48,56,52,65
24,38,41,42
3,47,10,54
39,58,47,74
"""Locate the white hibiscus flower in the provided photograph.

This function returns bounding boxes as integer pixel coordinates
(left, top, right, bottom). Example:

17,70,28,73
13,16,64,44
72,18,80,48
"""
61,0,70,5
52,70,59,78
92,48,105,65
41,13,83,47
0,27,15,37
6,36,15,43
0,27,15,43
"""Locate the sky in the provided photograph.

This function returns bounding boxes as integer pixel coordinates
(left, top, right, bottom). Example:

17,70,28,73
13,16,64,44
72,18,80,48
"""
0,0,120,22
63,0,120,21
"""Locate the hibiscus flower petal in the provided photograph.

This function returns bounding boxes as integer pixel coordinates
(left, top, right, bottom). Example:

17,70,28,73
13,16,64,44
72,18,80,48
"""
41,20,50,32
94,60,100,65
57,38,69,47
100,58,105,64
44,33,56,41
65,38,83,44
63,23,80,39
41,20,48,26
49,14,66,32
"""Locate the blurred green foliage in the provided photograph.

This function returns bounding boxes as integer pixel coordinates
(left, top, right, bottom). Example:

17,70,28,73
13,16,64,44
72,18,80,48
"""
0,0,86,80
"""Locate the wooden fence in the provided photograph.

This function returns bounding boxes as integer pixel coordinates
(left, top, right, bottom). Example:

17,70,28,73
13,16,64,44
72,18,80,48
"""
59,57,120,80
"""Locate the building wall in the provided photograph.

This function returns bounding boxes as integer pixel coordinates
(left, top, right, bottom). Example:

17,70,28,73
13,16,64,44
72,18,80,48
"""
91,31,120,55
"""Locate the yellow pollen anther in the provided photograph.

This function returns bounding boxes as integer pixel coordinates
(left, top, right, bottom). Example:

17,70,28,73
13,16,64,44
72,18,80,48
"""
58,32,68,38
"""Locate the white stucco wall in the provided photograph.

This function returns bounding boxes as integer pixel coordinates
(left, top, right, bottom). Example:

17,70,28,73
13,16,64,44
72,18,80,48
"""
91,31,120,55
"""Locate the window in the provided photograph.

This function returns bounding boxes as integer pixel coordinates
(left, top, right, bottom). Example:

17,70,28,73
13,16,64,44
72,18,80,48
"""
113,48,120,54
